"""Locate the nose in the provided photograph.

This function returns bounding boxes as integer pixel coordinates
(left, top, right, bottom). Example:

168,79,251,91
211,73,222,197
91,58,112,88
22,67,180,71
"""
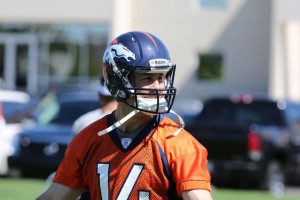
149,79,165,97
150,79,161,89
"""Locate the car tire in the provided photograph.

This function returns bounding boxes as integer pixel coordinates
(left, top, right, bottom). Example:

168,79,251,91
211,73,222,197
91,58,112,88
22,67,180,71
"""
261,161,285,197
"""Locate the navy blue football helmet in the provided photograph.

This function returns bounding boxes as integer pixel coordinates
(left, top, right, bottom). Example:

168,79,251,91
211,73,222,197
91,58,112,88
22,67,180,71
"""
102,31,177,114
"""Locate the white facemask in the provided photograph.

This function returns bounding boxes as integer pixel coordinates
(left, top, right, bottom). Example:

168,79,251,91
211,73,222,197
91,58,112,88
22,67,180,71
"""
135,95,168,114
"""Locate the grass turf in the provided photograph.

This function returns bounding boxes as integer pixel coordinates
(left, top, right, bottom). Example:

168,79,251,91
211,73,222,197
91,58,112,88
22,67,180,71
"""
0,177,299,200
211,188,299,200
0,177,45,200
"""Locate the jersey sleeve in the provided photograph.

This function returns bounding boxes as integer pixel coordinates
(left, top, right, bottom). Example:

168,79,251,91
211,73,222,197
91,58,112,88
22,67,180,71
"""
53,138,86,189
160,118,211,196
53,116,108,190
170,137,211,195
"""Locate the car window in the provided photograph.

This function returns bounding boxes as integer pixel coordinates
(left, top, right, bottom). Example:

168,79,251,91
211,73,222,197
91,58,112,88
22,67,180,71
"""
36,91,99,125
51,100,99,124
198,100,285,126
2,102,29,118
285,103,300,123
0,89,34,123
36,92,60,125
1,101,36,123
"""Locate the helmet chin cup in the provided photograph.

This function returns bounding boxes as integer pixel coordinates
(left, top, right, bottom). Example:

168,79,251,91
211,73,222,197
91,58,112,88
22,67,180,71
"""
136,96,168,114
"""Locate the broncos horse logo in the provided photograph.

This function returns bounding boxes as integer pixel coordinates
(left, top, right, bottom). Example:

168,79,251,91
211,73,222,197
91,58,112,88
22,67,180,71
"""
104,43,136,66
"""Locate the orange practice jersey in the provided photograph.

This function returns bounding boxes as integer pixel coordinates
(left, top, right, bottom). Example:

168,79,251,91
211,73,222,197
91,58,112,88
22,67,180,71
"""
54,114,211,199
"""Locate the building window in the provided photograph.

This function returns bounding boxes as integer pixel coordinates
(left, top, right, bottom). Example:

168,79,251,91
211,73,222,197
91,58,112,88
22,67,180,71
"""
198,53,223,80
200,0,226,9
0,23,108,94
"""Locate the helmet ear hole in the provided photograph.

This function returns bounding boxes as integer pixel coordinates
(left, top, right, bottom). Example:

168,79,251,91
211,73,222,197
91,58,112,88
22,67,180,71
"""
116,89,130,102
106,82,131,102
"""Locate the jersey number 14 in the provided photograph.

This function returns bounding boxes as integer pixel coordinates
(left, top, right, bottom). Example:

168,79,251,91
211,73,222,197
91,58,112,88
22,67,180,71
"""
97,163,150,200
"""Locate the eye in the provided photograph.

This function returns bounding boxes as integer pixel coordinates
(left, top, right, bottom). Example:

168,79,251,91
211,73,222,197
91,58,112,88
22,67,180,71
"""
141,76,152,82
158,76,164,83
135,73,166,86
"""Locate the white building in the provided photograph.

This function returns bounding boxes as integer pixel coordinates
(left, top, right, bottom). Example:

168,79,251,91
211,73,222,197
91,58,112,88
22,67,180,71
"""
0,0,300,101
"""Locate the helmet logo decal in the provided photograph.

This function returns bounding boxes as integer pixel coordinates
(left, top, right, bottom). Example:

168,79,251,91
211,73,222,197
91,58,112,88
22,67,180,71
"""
104,43,136,65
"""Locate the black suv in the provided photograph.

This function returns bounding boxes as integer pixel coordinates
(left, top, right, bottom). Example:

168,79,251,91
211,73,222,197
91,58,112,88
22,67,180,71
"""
184,94,300,191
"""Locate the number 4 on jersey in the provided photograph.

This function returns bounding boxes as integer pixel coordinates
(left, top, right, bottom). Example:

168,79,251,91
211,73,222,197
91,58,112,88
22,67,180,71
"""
97,163,150,200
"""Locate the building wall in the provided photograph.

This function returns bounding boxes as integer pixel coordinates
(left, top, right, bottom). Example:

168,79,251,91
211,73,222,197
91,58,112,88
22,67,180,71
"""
121,0,271,99
270,0,300,101
1,0,300,102
0,0,112,23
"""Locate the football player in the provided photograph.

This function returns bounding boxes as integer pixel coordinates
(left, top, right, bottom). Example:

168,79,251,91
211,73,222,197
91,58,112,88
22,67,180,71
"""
37,31,212,200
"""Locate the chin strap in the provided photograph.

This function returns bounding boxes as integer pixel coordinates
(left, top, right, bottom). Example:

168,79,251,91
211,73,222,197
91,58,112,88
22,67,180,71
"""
169,110,185,136
98,110,140,136
97,109,185,137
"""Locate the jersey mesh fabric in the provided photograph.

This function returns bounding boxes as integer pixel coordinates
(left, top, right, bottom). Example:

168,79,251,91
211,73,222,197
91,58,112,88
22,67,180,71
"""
53,114,211,199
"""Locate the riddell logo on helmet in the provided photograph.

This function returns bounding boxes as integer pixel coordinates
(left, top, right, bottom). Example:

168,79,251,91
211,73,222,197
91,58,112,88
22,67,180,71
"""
149,59,170,67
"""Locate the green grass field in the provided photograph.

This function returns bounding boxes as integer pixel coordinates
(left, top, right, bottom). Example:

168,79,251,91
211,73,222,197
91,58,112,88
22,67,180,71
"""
0,177,45,200
0,177,299,200
211,188,299,200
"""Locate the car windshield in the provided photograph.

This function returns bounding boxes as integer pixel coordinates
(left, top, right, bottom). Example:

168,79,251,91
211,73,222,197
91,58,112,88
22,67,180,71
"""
198,100,285,126
1,101,37,123
2,102,30,118
51,101,99,124
0,90,36,123
36,92,99,125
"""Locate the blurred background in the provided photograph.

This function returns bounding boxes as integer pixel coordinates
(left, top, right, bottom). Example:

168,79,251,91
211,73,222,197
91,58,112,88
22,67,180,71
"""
1,0,300,199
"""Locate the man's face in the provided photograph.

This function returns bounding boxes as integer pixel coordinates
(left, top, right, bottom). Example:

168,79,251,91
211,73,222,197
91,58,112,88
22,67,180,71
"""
129,72,167,98
134,72,165,88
